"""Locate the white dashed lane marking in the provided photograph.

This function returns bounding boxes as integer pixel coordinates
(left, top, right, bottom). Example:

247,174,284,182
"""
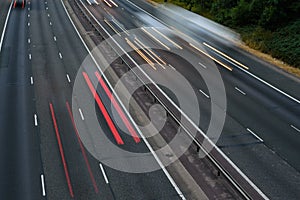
235,86,246,96
247,128,263,142
34,114,38,126
199,89,210,99
40,174,46,197
291,125,300,133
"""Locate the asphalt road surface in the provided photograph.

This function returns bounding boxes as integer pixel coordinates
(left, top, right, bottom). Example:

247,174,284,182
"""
80,0,300,199
0,0,191,199
0,0,299,199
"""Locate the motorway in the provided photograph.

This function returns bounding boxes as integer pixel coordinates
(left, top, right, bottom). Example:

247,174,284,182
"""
0,0,299,199
78,0,300,199
0,0,197,199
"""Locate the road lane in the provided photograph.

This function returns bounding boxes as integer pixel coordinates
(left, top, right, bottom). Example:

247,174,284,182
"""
0,2,43,199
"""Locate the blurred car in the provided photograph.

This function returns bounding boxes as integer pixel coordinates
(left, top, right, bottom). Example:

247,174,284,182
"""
13,0,26,8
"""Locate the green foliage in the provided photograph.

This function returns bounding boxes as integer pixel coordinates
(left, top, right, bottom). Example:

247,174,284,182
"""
230,0,251,26
268,20,300,67
239,26,272,52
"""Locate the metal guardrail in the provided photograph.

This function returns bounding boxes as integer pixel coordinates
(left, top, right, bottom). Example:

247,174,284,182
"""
71,1,268,199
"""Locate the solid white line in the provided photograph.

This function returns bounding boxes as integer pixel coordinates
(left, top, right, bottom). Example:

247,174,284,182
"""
40,174,46,196
58,52,62,59
78,108,84,120
34,114,38,126
30,76,34,85
235,87,246,95
198,62,207,69
199,89,210,98
28,22,30,27
29,54,32,60
53,36,57,41
99,163,109,184
66,74,71,83
247,128,263,142
291,125,300,133
28,38,31,44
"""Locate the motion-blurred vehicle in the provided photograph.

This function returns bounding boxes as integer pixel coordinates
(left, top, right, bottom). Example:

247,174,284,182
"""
13,0,26,8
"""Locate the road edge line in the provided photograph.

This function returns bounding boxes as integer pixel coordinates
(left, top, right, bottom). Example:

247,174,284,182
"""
0,1,13,53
